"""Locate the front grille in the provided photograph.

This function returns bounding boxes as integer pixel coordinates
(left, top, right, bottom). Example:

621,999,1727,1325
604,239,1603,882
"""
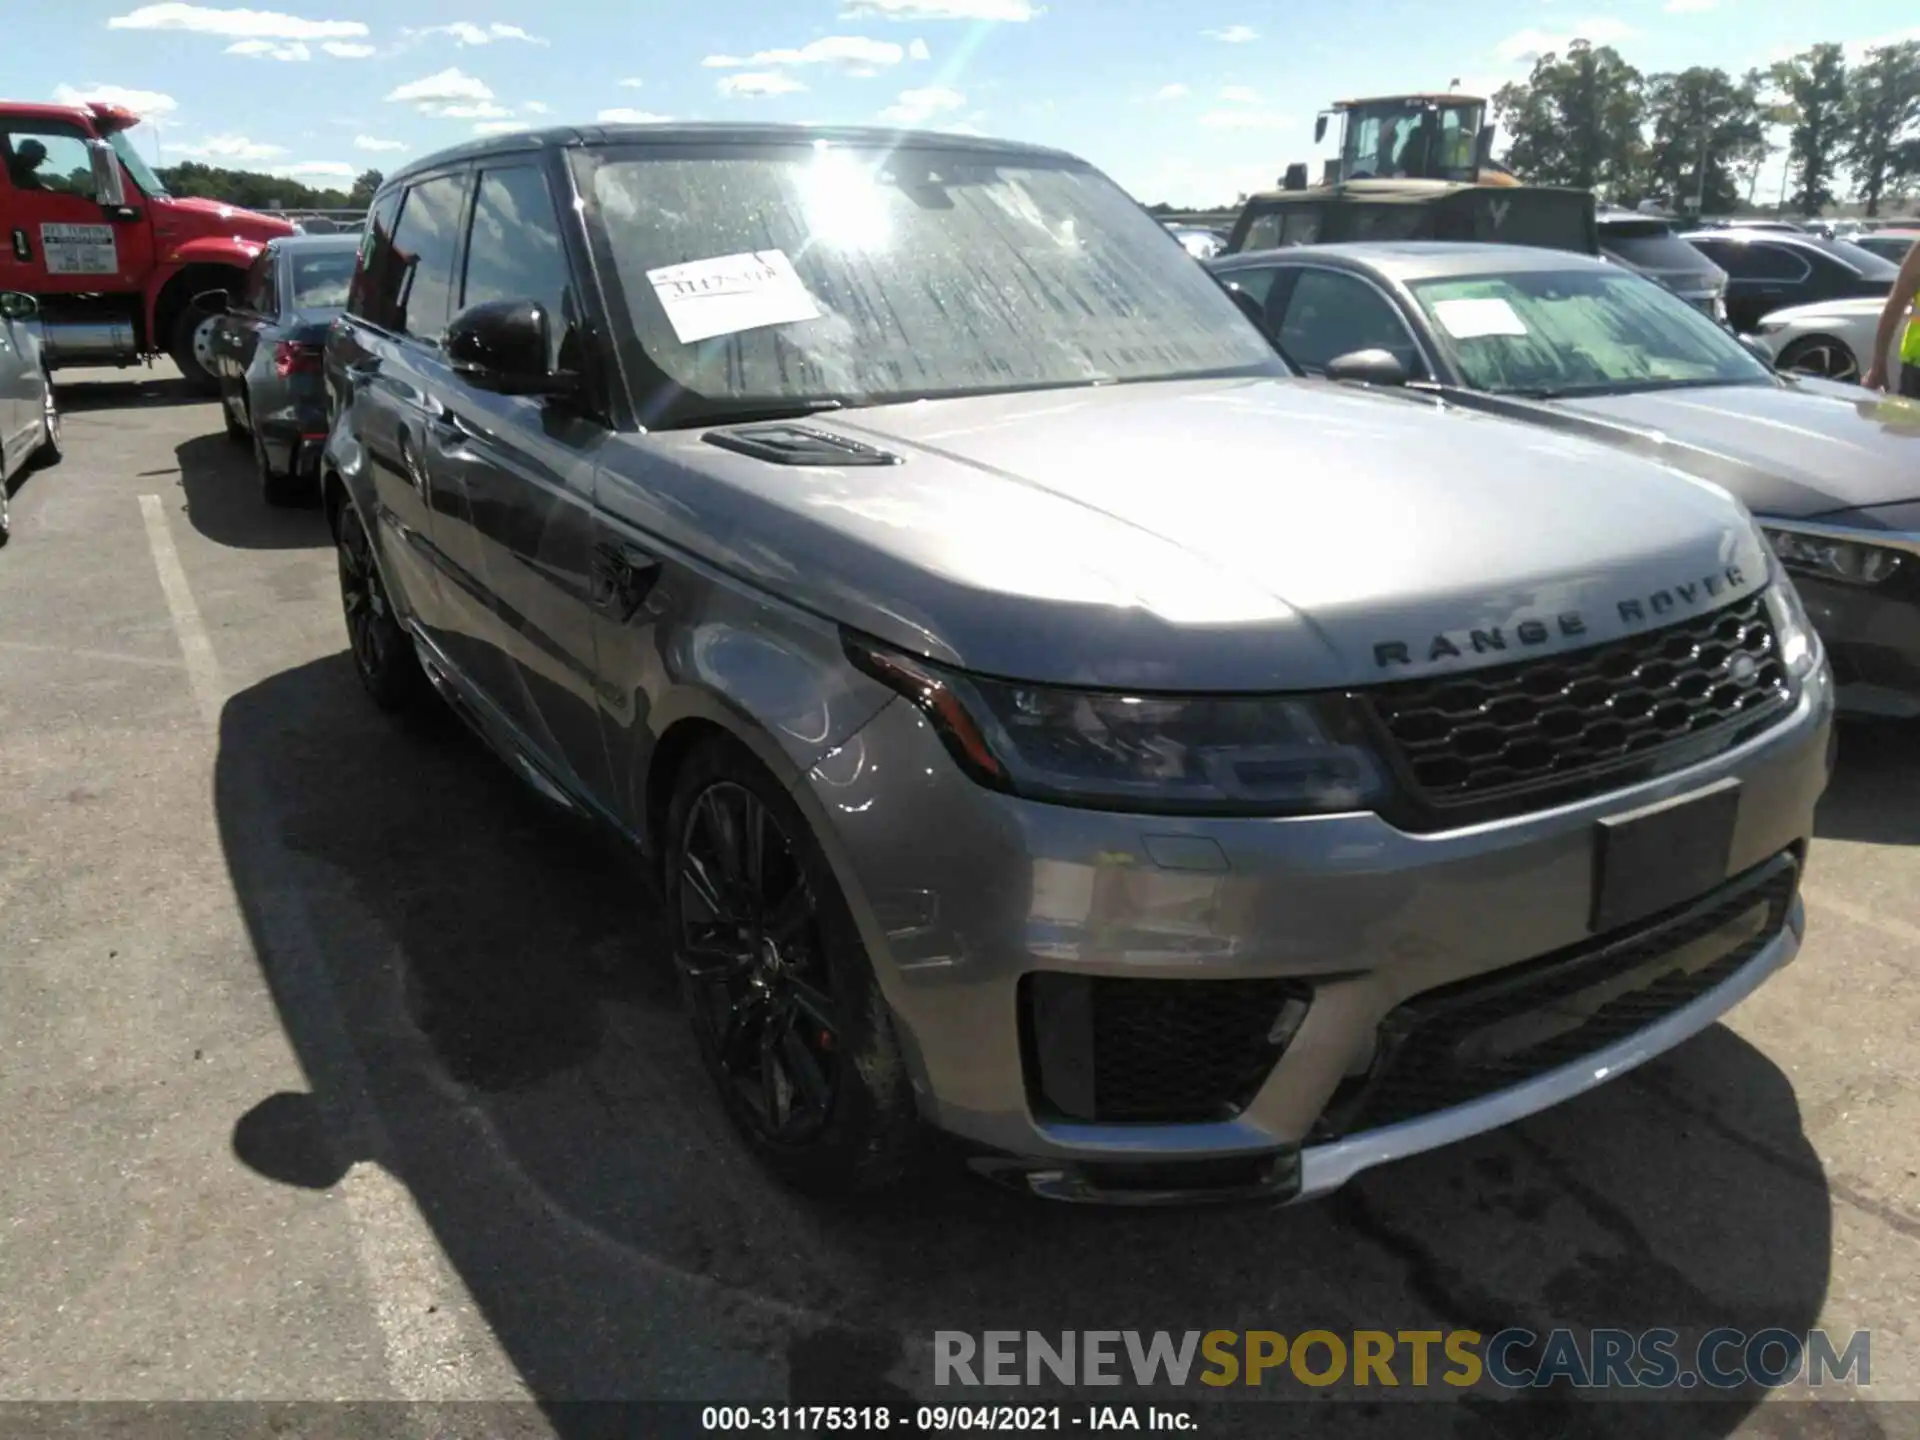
1310,851,1798,1142
1366,592,1790,818
1022,973,1308,1124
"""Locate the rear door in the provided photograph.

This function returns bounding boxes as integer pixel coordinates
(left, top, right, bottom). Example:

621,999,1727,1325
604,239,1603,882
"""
333,176,468,650
218,246,279,419
0,119,148,300
423,159,617,805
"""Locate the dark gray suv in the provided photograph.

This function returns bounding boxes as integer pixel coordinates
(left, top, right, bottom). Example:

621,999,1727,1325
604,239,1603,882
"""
321,123,1833,1205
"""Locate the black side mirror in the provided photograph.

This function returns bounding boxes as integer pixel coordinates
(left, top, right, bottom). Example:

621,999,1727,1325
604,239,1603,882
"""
191,288,231,314
1738,335,1775,370
445,299,578,397
1221,283,1269,332
1324,348,1410,387
1314,113,1329,144
0,291,37,321
1474,124,1497,172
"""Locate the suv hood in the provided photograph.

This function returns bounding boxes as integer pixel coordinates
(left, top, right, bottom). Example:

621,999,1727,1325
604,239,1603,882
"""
603,377,1769,691
1513,380,1920,519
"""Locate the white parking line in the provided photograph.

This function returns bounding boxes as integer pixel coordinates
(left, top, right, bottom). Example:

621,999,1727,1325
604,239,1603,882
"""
138,492,496,1401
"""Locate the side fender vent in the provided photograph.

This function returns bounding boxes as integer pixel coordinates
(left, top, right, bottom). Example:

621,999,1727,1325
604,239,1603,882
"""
703,424,902,467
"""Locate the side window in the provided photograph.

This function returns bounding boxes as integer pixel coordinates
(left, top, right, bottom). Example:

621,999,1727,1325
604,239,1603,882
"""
242,250,278,314
460,165,576,371
1278,209,1322,246
385,173,469,343
1744,244,1813,282
347,189,404,325
1,125,96,200
1240,210,1283,253
1275,269,1425,377
1221,267,1281,308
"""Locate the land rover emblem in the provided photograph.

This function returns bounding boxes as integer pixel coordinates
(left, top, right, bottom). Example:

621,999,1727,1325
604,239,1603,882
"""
1728,651,1759,683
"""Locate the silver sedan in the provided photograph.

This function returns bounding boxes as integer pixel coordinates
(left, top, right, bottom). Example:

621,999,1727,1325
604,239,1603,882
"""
0,291,61,547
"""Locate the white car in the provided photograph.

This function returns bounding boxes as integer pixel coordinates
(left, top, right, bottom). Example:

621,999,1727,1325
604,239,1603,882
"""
0,291,62,546
1754,295,1905,386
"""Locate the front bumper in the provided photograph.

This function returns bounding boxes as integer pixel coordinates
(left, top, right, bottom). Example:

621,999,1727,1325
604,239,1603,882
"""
795,665,1834,1203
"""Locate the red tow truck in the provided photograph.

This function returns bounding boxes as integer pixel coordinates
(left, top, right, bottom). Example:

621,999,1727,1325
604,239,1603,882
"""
1,99,295,393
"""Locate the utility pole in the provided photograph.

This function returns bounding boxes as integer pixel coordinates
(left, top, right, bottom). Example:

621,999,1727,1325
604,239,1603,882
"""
1693,126,1709,217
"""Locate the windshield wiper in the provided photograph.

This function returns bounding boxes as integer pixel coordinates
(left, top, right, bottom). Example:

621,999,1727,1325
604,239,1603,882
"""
648,398,848,432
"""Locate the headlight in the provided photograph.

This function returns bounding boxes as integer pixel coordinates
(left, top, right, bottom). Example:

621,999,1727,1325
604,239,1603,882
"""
1762,525,1904,586
846,636,1388,815
1752,524,1821,685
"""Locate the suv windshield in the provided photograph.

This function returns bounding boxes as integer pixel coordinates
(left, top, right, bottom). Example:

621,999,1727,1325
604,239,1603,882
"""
575,141,1286,423
1409,268,1771,398
107,130,168,198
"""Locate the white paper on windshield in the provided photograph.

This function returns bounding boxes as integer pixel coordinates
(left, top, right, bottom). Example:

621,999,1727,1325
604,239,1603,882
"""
645,249,821,344
40,223,118,276
1431,296,1528,340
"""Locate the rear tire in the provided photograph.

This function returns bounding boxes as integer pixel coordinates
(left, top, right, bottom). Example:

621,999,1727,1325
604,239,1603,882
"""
664,738,921,1197
334,492,431,713
170,306,224,395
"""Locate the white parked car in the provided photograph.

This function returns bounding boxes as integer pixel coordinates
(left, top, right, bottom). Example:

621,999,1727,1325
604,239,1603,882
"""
1753,295,1904,386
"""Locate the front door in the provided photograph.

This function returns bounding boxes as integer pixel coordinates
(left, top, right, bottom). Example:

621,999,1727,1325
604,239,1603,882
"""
0,119,153,304
218,246,279,424
422,160,616,807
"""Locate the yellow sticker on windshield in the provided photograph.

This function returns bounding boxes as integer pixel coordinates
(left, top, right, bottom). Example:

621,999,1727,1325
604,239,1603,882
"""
1432,296,1528,340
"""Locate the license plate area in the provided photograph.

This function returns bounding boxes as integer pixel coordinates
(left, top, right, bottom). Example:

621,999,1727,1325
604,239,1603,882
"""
1591,777,1740,933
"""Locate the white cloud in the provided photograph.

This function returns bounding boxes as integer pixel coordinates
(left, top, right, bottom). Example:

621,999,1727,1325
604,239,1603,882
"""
522,100,550,113
878,84,966,124
472,120,521,135
1198,108,1292,130
429,101,512,118
278,160,356,178
226,38,310,59
1493,18,1637,65
617,77,645,88
51,83,179,117
107,3,367,40
416,20,545,45
1203,24,1258,43
705,36,907,70
909,37,931,60
179,133,287,160
386,67,494,103
840,0,1036,19
1219,85,1260,104
1664,0,1717,10
353,134,407,151
597,107,673,122
1153,83,1189,101
322,40,374,56
719,72,808,97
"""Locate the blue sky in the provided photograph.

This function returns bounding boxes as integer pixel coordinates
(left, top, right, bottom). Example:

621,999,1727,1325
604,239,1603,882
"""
5,0,1917,207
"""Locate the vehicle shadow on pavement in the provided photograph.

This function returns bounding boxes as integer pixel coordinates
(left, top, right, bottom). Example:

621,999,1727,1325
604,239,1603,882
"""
174,432,325,551
214,653,1838,1437
1815,718,1920,845
54,375,210,412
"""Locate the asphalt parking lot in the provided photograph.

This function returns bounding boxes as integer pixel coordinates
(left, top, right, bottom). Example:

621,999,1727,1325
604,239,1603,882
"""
2,365,1917,1438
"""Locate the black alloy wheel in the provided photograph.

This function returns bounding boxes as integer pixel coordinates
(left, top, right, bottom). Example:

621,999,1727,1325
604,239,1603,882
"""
666,742,919,1194
1776,335,1861,384
335,496,427,711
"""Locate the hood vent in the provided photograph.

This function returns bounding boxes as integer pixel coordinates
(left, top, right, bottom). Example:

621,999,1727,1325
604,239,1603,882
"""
704,424,902,467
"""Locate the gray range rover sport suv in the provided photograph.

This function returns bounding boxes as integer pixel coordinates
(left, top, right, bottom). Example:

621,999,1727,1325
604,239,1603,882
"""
320,123,1835,1205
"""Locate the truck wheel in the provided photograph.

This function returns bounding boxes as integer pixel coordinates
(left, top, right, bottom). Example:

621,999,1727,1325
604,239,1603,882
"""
664,737,922,1197
170,306,225,395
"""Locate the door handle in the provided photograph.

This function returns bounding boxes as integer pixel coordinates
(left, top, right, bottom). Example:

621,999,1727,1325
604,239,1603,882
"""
591,540,662,620
10,229,28,262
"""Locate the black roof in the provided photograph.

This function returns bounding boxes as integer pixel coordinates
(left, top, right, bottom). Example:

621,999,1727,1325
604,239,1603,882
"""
1209,240,1614,283
382,122,1077,190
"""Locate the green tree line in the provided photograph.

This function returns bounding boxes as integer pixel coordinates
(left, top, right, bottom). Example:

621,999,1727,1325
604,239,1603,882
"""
153,162,384,212
1494,37,1920,216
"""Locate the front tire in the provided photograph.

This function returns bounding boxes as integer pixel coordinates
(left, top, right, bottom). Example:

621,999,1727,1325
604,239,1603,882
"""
170,306,225,395
1776,334,1861,384
335,493,430,713
665,739,920,1196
